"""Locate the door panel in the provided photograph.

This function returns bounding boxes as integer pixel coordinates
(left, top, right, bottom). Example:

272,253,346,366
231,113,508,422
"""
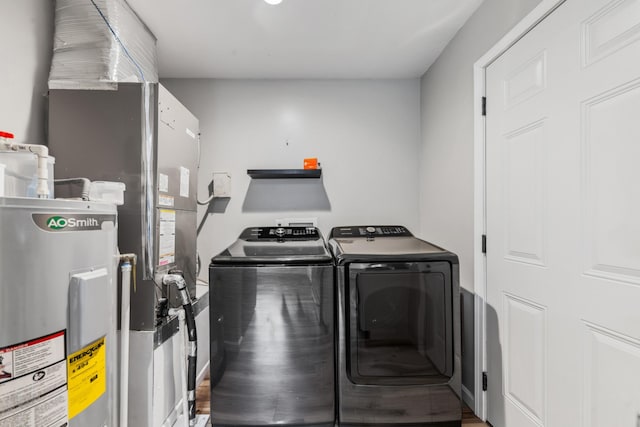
486,0,640,426
582,0,640,66
582,322,640,427
504,50,547,109
503,119,547,266
582,80,640,284
502,294,546,425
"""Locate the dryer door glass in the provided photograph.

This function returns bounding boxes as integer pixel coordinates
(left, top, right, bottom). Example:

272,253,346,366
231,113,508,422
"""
347,262,453,385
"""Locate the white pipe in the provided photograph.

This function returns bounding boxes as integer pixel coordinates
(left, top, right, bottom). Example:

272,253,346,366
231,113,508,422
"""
0,164,5,197
119,262,131,427
0,142,49,198
34,147,49,198
170,308,190,427
119,255,136,427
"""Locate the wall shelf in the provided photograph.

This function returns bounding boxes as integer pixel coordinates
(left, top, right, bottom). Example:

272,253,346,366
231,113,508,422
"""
247,169,322,179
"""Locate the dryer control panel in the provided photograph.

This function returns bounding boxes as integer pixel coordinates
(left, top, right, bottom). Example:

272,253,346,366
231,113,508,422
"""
330,225,412,238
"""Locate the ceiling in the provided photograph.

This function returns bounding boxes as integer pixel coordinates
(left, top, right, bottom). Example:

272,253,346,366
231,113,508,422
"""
127,0,483,79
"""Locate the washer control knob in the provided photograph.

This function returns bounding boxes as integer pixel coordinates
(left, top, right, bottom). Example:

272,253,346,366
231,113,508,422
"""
275,227,286,237
366,226,376,234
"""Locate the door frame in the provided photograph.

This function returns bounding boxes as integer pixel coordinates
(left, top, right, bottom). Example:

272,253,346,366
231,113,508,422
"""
472,0,566,420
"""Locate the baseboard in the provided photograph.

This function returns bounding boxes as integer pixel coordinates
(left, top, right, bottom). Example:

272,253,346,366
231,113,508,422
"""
462,384,475,410
196,360,210,386
161,400,183,427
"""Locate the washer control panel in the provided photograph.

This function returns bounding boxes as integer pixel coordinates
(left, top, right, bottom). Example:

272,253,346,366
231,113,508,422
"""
330,225,412,238
242,227,320,241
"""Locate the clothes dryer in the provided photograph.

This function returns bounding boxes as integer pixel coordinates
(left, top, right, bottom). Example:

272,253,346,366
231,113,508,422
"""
329,225,461,427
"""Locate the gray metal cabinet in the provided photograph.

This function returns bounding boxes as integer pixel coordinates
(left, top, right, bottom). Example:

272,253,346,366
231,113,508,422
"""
49,83,200,332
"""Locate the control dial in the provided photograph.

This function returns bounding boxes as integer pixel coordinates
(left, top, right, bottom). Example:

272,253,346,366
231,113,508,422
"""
366,226,376,233
275,227,286,237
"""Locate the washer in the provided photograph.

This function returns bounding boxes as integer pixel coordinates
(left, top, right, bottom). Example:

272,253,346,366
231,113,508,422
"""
329,225,461,427
209,226,334,427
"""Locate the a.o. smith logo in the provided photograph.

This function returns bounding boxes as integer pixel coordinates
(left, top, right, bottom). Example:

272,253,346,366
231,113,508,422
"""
32,214,116,232
46,216,99,230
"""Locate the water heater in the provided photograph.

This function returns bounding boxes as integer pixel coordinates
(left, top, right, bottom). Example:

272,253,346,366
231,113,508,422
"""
0,197,119,426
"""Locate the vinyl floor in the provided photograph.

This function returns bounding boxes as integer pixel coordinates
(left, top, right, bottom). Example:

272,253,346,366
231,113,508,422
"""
196,375,489,426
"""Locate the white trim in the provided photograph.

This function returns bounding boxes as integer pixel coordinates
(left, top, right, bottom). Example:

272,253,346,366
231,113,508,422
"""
196,360,210,386
472,287,485,417
472,0,566,421
474,0,566,69
472,53,487,421
462,384,476,410
160,400,183,427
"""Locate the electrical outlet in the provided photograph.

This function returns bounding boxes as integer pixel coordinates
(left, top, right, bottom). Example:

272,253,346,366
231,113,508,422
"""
275,217,318,227
212,172,231,197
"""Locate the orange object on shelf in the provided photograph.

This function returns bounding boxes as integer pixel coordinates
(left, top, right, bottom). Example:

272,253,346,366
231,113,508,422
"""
303,158,318,170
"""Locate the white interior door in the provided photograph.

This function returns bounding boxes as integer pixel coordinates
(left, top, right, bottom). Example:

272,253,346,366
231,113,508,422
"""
485,0,640,426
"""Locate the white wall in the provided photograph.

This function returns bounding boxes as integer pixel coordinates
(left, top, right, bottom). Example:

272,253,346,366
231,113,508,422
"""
418,0,541,294
161,79,421,277
0,0,53,144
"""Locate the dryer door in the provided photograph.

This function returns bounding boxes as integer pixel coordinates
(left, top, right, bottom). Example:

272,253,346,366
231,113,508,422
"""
346,261,453,385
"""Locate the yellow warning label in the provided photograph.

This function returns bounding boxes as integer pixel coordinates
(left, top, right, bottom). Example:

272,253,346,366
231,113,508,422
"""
67,336,106,419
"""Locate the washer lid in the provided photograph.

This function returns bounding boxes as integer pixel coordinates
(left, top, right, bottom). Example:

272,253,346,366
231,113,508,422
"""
211,227,333,265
